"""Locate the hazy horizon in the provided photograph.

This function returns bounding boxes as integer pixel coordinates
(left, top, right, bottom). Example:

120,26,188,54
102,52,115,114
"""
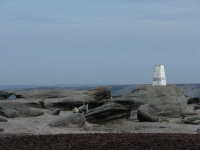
1,0,200,85
1,82,200,87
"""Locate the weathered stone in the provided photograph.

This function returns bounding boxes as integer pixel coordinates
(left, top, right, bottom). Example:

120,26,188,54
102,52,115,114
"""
85,100,134,124
0,91,13,100
194,106,200,110
23,102,42,108
15,94,24,98
183,110,198,116
0,102,44,118
0,108,20,118
47,109,60,115
191,120,200,125
39,101,47,108
0,117,8,122
15,87,111,100
89,86,111,100
0,91,23,100
37,87,111,110
14,89,69,99
183,115,200,124
137,104,159,122
188,97,200,104
119,85,188,117
0,128,4,132
48,113,86,127
85,85,186,124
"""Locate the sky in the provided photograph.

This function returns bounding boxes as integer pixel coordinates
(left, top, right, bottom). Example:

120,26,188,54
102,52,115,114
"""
0,0,200,85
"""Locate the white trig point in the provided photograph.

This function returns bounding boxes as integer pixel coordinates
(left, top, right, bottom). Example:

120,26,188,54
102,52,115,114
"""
152,65,166,86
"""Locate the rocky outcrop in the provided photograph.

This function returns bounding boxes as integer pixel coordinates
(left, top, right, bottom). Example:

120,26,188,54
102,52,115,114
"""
182,116,200,124
85,98,134,124
0,102,44,118
42,100,87,111
121,85,188,117
187,97,200,104
183,110,198,116
48,113,86,127
0,109,19,118
89,86,111,100
137,104,159,122
0,117,8,122
37,87,111,110
23,101,42,108
47,109,60,115
0,91,13,100
194,106,200,110
85,85,187,124
192,120,200,125
0,90,24,100
14,89,70,99
0,128,4,132
15,86,111,100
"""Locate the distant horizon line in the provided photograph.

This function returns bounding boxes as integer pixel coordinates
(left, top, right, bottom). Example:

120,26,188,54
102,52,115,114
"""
0,83,200,87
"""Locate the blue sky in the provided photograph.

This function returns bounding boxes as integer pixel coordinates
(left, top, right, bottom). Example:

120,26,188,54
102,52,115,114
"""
0,0,200,85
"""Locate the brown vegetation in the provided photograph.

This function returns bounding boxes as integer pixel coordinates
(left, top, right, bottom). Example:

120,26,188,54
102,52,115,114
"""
0,133,200,150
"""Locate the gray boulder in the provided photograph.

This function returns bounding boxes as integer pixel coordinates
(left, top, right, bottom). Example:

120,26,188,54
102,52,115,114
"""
137,104,159,122
85,85,186,124
182,110,198,116
0,91,13,100
120,85,188,117
89,86,111,100
23,101,42,108
48,113,86,127
0,102,44,118
183,115,200,124
194,106,200,110
0,108,20,118
187,97,200,104
0,128,4,132
47,109,60,115
0,117,8,122
85,99,134,124
191,120,200,125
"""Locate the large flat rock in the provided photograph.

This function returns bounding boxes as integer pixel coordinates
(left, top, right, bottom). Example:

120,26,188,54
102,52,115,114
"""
0,102,44,118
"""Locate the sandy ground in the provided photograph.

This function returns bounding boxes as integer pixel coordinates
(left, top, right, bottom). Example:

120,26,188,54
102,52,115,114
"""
1,103,200,135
